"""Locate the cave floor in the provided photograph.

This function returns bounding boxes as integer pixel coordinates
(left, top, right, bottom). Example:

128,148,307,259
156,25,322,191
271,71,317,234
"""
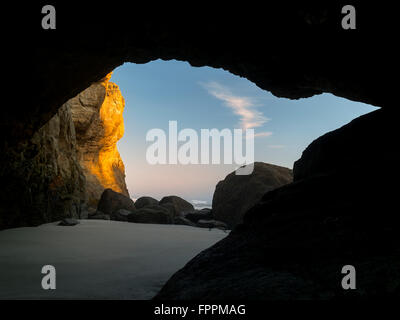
0,220,227,299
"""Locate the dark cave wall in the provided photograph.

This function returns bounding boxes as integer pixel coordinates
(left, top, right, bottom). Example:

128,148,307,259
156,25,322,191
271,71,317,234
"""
293,108,398,180
156,108,400,300
1,2,398,298
6,2,397,146
0,105,86,229
1,2,397,236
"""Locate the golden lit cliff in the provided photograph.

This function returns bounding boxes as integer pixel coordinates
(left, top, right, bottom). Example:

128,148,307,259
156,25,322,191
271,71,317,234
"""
64,73,129,206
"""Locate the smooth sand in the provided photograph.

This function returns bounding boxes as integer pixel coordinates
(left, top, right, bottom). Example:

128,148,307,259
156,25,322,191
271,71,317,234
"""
0,220,227,299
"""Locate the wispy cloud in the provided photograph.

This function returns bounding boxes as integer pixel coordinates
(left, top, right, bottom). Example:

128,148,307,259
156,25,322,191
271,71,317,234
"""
201,81,269,131
245,131,273,140
255,132,273,138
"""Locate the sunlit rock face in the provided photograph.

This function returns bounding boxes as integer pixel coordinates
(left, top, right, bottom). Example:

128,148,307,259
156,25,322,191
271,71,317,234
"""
64,73,129,207
0,73,129,229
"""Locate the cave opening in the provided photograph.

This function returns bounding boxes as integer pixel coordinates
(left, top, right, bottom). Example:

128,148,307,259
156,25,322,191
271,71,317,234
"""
1,2,399,300
108,60,377,210
0,58,381,300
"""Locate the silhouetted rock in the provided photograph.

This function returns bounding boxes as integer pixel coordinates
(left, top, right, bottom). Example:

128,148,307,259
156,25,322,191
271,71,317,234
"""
159,196,194,217
88,211,110,220
79,204,96,219
212,162,292,228
97,189,135,215
58,218,80,226
155,109,400,300
135,196,159,209
184,210,213,223
111,209,134,222
293,108,397,181
128,205,172,224
173,216,196,227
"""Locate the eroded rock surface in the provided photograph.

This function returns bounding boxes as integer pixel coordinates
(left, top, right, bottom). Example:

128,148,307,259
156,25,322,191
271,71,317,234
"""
212,162,293,229
0,75,129,229
97,189,135,215
159,196,194,217
0,104,86,229
135,196,159,209
128,205,173,224
66,73,129,206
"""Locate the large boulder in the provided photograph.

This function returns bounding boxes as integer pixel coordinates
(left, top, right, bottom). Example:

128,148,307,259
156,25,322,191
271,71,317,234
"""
127,205,172,224
184,209,213,223
88,211,110,220
212,162,292,228
155,110,400,300
293,108,397,181
134,196,159,209
79,204,97,219
173,216,197,227
110,209,133,222
159,196,194,217
97,189,136,215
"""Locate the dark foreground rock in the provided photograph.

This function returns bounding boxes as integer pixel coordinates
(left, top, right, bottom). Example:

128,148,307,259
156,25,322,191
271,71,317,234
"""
173,216,197,227
184,209,213,224
111,209,133,222
159,196,194,217
134,196,159,209
88,211,110,220
212,162,292,229
58,218,80,226
79,205,97,219
155,109,400,300
97,189,136,215
128,205,172,224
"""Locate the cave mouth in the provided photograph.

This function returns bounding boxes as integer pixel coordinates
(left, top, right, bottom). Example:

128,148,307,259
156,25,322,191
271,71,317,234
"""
0,59,380,300
1,2,398,300
110,60,378,207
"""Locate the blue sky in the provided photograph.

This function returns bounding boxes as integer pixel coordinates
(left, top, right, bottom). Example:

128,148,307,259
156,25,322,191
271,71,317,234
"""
111,60,377,204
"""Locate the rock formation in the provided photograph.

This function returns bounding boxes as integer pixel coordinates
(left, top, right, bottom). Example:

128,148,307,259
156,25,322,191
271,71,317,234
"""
135,196,159,209
212,162,293,228
126,195,216,226
3,2,399,299
65,73,129,207
0,74,129,229
97,188,135,216
159,196,194,217
8,2,393,150
155,109,400,299
128,205,173,224
184,209,213,223
0,104,86,229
